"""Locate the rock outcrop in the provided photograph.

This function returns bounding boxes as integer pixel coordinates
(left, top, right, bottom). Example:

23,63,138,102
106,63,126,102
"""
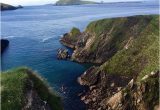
60,27,81,48
1,3,23,11
105,71,159,110
1,39,9,53
57,48,70,60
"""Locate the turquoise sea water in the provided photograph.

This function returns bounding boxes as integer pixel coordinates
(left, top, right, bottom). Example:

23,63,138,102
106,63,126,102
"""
1,1,159,110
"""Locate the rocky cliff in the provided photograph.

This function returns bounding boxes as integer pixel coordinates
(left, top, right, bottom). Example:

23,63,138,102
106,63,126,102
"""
60,15,159,110
61,15,159,64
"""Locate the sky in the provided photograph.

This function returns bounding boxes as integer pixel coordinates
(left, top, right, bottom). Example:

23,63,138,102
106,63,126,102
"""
1,0,151,6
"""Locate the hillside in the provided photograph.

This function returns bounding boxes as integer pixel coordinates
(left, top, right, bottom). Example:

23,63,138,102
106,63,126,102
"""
55,0,96,5
60,15,159,110
1,67,63,110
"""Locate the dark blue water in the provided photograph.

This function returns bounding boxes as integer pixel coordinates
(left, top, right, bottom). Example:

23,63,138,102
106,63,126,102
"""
1,1,159,110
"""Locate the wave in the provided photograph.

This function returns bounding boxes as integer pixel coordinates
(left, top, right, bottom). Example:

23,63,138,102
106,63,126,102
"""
2,36,16,39
41,37,53,43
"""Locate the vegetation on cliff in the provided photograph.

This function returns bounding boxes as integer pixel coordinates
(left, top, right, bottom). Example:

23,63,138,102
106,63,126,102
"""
71,15,159,64
1,67,63,110
100,15,159,79
55,0,96,5
60,27,81,48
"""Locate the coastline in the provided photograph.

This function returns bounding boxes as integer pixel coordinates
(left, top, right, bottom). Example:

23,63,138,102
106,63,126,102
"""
1,2,159,110
59,15,159,110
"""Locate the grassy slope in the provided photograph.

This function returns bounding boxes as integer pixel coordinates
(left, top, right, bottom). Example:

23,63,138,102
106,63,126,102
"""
82,15,159,79
86,15,156,53
97,15,159,80
68,27,81,42
1,67,63,110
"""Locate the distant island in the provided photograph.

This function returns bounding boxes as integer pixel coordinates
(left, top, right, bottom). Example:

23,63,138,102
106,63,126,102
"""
1,3,23,11
55,0,97,5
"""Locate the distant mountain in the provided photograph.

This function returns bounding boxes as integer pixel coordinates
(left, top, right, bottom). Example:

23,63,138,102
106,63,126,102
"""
1,3,23,11
55,0,97,5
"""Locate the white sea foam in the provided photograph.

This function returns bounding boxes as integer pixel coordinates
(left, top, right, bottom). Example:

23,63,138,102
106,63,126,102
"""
41,37,53,43
2,36,16,39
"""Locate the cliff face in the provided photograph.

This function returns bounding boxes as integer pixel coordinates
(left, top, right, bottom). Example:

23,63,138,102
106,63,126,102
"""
61,15,159,64
60,15,159,110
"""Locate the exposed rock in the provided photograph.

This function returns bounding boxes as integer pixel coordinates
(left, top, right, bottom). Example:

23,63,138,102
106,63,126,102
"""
104,70,159,110
89,85,96,91
107,91,123,110
23,79,51,110
141,75,149,81
110,83,115,87
57,48,70,60
60,27,81,49
127,79,134,89
78,66,99,86
1,39,9,53
78,68,131,110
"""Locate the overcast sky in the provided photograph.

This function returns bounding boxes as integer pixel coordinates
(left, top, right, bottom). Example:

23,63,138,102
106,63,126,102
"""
1,0,150,6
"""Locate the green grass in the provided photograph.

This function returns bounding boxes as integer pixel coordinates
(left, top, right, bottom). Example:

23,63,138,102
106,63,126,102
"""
99,15,159,80
1,67,63,110
86,15,158,54
1,68,28,110
68,27,81,42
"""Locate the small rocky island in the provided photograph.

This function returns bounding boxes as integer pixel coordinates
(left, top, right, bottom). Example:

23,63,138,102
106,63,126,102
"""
55,0,97,5
1,3,23,11
60,15,159,110
1,39,9,53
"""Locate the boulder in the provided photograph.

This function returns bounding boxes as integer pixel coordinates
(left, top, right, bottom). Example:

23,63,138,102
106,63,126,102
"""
1,39,9,53
57,48,70,60
78,66,99,86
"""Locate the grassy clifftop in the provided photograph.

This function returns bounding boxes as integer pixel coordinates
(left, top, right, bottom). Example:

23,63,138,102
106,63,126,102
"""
1,67,63,110
72,15,159,64
61,15,159,78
